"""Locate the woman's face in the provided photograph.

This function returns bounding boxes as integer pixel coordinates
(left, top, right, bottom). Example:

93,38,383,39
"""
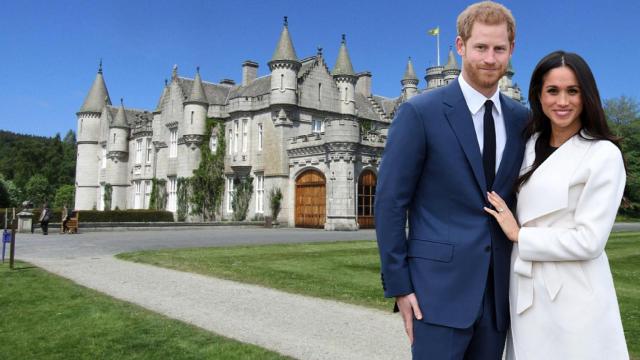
540,66,583,134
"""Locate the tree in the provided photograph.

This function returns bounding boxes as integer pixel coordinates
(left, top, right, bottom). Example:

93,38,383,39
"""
53,184,75,209
231,176,253,221
25,174,50,206
176,177,192,221
0,176,10,208
103,183,112,211
190,119,226,221
604,96,640,126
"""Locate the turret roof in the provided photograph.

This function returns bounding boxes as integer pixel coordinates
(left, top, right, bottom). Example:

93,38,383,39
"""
79,61,112,113
444,47,459,70
271,17,298,62
111,99,129,128
186,67,208,103
403,57,418,81
332,34,355,76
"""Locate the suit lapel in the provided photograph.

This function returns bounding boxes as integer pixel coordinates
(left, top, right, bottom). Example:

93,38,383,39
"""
493,94,519,190
443,80,487,193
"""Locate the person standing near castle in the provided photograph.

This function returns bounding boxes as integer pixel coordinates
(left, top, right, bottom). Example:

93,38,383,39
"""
375,2,528,358
39,202,51,235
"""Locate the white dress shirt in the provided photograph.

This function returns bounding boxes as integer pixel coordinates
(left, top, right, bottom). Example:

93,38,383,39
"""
458,75,507,173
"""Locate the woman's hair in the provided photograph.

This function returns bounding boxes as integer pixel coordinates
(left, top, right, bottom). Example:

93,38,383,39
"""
517,50,621,189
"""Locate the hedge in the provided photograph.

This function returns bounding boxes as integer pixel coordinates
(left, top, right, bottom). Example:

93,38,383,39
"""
0,208,174,224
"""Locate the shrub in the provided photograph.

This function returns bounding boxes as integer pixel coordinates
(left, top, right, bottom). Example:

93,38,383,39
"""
77,210,174,223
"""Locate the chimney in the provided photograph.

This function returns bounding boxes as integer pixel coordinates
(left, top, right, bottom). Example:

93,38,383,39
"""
356,71,372,97
242,60,259,86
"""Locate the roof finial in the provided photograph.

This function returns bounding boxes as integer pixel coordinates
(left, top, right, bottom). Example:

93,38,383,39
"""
284,16,288,27
341,34,346,44
98,59,103,74
120,97,124,106
172,64,178,80
164,78,168,86
196,66,200,74
317,47,323,56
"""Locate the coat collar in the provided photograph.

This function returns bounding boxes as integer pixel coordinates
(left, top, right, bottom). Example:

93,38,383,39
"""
517,131,593,225
443,79,520,193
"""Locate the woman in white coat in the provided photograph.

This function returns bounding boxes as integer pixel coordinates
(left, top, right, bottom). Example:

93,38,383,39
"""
485,51,629,359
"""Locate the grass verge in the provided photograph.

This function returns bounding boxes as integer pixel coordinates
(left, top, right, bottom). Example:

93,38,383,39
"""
119,234,639,358
0,261,291,359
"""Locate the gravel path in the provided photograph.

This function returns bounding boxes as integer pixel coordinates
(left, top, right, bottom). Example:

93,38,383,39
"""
15,228,410,359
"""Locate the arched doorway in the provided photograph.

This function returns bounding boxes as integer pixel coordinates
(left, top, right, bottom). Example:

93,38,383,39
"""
295,169,326,228
357,170,377,228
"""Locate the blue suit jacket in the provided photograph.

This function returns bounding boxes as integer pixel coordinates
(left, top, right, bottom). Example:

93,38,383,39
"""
375,79,528,330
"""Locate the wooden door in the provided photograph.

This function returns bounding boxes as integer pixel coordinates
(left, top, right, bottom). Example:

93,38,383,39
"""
295,170,326,228
357,170,376,228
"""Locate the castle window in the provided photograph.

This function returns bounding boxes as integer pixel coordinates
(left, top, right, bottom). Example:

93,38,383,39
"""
227,177,234,213
190,111,194,125
135,138,143,164
312,118,324,133
80,119,83,134
233,120,239,154
113,133,116,144
169,129,177,158
344,87,348,103
255,174,264,214
167,177,177,212
134,180,142,209
144,180,151,208
280,74,284,91
210,133,217,152
257,123,263,151
101,147,107,169
228,128,233,155
146,138,152,163
242,119,248,153
318,83,322,104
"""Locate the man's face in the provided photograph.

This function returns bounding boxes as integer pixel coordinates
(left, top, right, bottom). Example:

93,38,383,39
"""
456,22,513,96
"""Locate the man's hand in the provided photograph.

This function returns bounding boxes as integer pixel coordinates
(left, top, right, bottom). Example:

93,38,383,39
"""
396,293,423,344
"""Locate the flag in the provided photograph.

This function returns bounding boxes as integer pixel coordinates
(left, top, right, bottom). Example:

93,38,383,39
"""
428,27,439,36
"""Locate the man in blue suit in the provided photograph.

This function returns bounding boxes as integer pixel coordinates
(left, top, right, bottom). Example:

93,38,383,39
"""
375,2,528,359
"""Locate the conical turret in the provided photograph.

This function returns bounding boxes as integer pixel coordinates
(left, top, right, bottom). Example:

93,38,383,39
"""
78,60,112,113
111,98,129,129
332,34,357,115
186,67,208,104
443,47,461,84
401,57,419,100
332,34,355,76
270,16,298,62
269,17,300,106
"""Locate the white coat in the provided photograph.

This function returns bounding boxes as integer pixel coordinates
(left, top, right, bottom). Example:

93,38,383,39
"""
506,132,629,360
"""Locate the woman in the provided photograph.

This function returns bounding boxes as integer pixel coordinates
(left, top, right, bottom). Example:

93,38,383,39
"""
485,51,629,359
39,202,51,235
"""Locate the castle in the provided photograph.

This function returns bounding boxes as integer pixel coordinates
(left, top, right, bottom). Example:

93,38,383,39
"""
74,18,522,230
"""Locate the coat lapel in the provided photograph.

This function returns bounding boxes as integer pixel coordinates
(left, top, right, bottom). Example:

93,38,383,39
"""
443,80,487,193
493,93,520,191
517,133,592,225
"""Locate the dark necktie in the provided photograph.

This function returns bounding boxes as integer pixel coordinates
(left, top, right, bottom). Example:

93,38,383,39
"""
483,100,496,190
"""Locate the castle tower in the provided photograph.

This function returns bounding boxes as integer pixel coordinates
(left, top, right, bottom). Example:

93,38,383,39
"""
499,60,522,102
181,67,209,176
75,61,111,210
268,16,300,106
401,57,419,100
106,99,130,210
442,47,461,84
332,34,357,116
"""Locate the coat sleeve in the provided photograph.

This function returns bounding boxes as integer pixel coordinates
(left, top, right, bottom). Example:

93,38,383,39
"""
375,101,426,297
517,142,625,262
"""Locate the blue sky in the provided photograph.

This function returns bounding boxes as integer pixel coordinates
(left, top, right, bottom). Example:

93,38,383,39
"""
1,0,638,137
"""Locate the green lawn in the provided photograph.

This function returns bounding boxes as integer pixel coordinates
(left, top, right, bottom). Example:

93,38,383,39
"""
119,234,640,358
0,261,291,360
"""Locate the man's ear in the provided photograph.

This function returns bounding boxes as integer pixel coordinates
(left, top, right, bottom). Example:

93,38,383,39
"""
455,36,465,56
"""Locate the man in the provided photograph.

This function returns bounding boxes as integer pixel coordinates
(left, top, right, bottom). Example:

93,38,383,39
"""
375,2,528,359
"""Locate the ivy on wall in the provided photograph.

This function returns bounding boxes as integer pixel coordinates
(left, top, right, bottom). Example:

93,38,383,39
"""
190,118,226,221
149,178,167,210
103,183,112,210
232,176,253,221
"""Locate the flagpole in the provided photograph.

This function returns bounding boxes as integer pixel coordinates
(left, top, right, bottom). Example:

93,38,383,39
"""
436,32,440,66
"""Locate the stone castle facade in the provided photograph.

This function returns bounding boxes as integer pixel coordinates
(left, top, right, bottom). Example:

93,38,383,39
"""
74,18,522,230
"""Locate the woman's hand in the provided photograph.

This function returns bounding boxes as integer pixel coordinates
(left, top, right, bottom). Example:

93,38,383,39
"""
484,191,520,242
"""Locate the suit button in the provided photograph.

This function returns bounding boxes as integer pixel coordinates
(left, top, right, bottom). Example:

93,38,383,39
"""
484,245,491,252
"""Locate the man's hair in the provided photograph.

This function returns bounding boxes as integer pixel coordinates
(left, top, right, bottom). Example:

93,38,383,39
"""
457,1,515,43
